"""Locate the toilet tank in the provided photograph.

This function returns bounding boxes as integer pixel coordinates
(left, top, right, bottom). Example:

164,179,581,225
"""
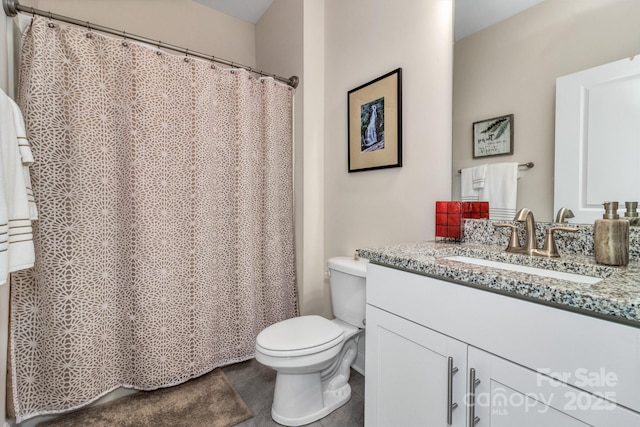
328,256,368,329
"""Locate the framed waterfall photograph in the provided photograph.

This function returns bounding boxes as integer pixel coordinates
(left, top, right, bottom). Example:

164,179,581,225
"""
472,114,514,158
347,68,402,172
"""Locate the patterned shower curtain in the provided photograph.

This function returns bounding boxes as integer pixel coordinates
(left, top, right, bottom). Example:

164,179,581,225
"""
10,16,297,422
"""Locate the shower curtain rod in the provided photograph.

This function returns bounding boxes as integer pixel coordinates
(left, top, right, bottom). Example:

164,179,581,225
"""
2,0,300,88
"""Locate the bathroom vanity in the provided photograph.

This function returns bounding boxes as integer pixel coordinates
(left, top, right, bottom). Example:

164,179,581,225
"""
359,239,640,427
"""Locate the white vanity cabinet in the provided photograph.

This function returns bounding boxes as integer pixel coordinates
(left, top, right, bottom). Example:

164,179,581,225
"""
365,263,640,427
366,305,468,426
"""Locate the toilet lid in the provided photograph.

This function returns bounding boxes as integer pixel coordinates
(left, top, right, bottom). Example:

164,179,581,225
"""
256,315,345,357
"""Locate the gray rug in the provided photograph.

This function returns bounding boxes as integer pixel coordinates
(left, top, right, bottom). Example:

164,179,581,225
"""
38,369,253,427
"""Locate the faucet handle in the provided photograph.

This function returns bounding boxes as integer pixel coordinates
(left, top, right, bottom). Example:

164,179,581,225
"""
494,223,521,252
555,207,575,223
542,226,578,257
549,226,578,233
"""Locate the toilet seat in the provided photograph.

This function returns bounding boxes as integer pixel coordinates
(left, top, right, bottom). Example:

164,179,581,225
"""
256,315,345,357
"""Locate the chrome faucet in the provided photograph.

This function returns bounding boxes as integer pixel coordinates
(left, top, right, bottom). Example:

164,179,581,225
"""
496,208,577,257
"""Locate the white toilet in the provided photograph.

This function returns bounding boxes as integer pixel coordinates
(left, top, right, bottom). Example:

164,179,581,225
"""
255,256,368,426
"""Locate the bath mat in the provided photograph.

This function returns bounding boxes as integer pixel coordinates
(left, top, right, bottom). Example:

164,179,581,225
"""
38,369,253,427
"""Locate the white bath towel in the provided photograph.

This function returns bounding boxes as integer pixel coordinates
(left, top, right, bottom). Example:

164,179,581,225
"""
479,162,519,220
460,167,479,201
0,89,38,285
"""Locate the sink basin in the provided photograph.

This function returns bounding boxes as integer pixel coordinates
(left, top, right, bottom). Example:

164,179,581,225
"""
442,255,602,284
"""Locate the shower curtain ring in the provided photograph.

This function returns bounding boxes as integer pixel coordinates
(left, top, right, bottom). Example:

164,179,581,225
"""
46,10,55,28
156,40,162,55
121,31,128,47
210,56,216,69
184,49,190,62
85,21,93,38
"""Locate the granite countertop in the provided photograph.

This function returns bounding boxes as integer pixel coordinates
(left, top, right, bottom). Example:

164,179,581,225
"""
358,241,640,326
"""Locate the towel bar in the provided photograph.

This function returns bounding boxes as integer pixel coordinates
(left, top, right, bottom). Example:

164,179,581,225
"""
457,162,534,174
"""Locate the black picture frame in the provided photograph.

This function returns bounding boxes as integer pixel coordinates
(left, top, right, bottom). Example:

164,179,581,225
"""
347,68,402,172
472,114,514,158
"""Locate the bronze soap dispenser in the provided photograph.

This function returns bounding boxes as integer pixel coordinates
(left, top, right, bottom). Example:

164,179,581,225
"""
594,202,629,266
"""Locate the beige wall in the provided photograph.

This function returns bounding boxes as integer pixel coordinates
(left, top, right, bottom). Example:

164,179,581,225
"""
257,0,456,318
323,0,453,311
452,0,640,222
297,1,326,316
256,1,321,315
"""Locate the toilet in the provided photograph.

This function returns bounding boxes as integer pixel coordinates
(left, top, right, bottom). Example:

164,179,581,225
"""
255,256,368,426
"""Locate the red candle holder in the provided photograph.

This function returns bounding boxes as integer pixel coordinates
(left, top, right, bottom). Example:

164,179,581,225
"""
435,201,489,241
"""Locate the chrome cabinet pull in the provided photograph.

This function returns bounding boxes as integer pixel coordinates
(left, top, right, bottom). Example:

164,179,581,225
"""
468,368,481,426
447,357,459,425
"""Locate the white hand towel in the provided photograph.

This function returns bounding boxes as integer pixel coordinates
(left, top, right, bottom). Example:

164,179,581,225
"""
479,162,519,220
9,97,38,220
472,164,487,189
0,89,37,285
461,167,479,201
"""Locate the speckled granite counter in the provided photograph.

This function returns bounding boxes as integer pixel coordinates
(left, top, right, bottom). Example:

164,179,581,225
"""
357,240,640,327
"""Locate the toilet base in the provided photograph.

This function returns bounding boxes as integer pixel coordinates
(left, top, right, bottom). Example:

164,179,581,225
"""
272,376,352,427
268,331,360,426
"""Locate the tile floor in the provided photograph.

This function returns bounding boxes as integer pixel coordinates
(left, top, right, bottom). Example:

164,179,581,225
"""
222,359,365,427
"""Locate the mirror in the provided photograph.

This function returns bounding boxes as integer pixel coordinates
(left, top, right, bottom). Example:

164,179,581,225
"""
452,0,640,223
555,56,640,224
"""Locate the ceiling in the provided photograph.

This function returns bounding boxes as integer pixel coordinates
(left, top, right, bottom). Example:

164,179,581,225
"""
192,0,274,24
192,0,544,39
454,0,544,40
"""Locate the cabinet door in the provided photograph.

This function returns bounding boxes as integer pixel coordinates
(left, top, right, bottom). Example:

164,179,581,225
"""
365,306,467,427
468,346,640,427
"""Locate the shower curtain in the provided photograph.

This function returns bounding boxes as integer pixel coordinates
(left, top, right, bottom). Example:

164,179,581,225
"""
10,16,297,422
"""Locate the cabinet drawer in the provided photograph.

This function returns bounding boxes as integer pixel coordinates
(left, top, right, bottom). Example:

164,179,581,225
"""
367,263,640,412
